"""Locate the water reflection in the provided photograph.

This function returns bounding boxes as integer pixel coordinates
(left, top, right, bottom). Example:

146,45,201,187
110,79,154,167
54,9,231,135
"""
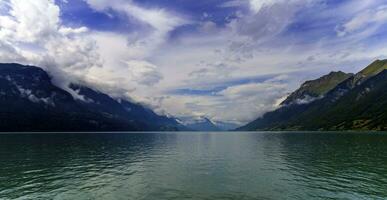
274,132,387,199
0,132,386,200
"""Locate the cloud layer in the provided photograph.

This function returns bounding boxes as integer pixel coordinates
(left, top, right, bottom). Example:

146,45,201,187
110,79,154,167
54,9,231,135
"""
1,0,387,124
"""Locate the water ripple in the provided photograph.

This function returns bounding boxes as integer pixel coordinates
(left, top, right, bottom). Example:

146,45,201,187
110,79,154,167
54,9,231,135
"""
1,132,387,200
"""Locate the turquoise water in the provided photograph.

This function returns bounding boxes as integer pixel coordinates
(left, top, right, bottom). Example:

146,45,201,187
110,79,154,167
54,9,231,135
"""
0,132,387,200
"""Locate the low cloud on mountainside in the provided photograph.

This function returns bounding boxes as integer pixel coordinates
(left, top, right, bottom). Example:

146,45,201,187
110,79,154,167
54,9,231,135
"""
1,0,387,124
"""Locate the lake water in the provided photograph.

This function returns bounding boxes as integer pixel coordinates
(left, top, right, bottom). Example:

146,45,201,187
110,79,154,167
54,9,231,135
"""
0,132,387,200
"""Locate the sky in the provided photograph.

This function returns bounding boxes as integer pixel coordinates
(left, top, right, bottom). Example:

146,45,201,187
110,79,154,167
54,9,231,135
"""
1,0,387,125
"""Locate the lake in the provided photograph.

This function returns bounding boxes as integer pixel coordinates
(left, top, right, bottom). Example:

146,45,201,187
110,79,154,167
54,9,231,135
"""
0,132,387,200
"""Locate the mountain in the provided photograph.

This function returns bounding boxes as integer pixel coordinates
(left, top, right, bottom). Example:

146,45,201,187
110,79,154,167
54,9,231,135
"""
359,59,387,77
179,116,221,131
238,59,387,131
280,71,353,105
178,116,240,131
214,121,240,131
0,63,184,132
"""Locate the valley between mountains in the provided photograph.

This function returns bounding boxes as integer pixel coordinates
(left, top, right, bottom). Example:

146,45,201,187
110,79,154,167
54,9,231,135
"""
1,60,387,131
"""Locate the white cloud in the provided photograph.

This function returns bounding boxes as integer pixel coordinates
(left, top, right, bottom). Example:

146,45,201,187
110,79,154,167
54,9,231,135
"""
0,0,100,96
0,0,176,102
2,0,387,124
214,77,289,121
81,0,187,96
0,40,25,62
227,0,311,48
220,0,290,13
85,0,188,58
337,5,387,36
1,0,310,122
189,62,236,82
124,60,163,86
220,0,246,8
249,0,281,13
0,0,60,43
156,75,293,124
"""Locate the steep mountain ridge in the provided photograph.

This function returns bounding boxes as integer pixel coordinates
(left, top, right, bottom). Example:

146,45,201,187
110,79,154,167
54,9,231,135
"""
0,63,184,131
359,59,387,77
319,59,387,103
281,71,352,105
239,59,387,131
279,70,387,130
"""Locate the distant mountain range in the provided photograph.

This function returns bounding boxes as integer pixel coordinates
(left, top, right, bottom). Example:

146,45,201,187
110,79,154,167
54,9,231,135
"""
238,59,387,131
0,63,186,132
178,116,239,131
3,60,386,132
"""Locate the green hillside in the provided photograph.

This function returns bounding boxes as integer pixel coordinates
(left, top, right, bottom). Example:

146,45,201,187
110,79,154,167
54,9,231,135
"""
359,59,387,77
281,71,352,105
239,60,387,131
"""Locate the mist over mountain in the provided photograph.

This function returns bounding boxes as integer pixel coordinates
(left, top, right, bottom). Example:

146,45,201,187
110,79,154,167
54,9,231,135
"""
0,63,185,132
238,60,387,131
178,116,240,131
280,71,353,106
4,0,387,126
2,59,386,132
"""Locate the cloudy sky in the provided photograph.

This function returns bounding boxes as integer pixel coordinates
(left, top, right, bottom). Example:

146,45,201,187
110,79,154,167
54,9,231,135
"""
1,0,387,125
